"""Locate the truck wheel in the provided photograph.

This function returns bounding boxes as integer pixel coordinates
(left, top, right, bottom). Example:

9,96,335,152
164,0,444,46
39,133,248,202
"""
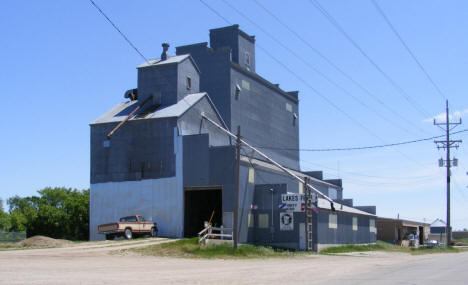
105,234,114,240
124,228,133,239
150,227,158,237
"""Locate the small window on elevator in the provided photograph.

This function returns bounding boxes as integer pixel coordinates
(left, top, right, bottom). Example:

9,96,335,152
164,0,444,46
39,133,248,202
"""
186,76,192,90
245,52,250,66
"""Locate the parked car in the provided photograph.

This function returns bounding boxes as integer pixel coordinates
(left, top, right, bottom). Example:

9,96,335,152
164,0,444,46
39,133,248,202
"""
426,239,439,247
98,215,158,240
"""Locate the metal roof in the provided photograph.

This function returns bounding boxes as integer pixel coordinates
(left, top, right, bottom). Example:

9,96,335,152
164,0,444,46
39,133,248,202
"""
90,92,207,125
431,218,446,227
136,54,200,74
317,198,375,216
240,156,341,189
377,216,430,226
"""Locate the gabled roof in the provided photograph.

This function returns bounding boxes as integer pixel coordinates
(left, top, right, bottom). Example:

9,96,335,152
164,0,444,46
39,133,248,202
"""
136,54,200,73
90,93,208,125
431,218,446,227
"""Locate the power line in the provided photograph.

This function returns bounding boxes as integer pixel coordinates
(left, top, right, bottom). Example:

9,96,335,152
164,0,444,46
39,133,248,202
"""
251,0,428,136
208,1,385,142
344,175,441,187
89,0,149,63
371,0,448,103
199,0,232,25
258,129,468,152
199,0,430,167
222,0,415,135
308,0,432,118
299,158,436,180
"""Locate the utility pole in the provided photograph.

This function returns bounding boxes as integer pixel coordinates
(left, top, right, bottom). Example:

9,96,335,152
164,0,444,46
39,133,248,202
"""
233,126,241,249
434,100,462,247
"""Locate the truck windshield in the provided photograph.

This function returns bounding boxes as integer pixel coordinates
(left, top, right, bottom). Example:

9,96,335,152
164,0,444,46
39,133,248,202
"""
139,216,145,222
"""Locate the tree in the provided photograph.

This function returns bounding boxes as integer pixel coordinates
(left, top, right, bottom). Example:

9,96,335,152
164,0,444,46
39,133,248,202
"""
7,188,89,240
0,199,11,231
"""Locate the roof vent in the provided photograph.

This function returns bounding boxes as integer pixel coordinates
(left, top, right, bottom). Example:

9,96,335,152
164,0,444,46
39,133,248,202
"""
161,43,170,61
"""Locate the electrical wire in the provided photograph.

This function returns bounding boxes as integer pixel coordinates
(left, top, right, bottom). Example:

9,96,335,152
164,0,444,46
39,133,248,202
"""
308,0,432,118
198,0,433,167
452,178,468,203
371,0,448,103
222,0,416,136
344,175,441,187
258,129,467,152
251,0,428,136
89,0,149,63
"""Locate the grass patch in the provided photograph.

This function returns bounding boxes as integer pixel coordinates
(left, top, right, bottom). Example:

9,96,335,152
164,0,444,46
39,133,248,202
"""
453,238,468,246
410,245,460,255
320,240,463,255
129,238,305,259
320,243,386,254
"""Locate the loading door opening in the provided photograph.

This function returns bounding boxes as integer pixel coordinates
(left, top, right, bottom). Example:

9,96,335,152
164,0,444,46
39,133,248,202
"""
184,189,222,237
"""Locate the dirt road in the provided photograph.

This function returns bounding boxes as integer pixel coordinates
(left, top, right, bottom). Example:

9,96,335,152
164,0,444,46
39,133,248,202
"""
1,240,467,285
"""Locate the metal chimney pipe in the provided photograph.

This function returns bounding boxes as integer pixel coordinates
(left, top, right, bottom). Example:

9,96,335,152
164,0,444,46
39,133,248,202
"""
161,43,170,61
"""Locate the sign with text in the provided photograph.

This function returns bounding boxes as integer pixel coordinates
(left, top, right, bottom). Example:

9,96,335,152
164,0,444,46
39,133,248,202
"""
280,193,317,212
280,194,305,212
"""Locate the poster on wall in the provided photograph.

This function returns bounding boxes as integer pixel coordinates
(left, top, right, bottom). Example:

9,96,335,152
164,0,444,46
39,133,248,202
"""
280,212,294,231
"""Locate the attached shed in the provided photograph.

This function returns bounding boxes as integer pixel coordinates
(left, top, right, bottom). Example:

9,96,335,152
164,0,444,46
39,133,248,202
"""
376,217,429,245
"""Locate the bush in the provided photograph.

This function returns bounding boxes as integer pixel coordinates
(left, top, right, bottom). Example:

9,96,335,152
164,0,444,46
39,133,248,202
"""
6,187,89,240
0,199,11,231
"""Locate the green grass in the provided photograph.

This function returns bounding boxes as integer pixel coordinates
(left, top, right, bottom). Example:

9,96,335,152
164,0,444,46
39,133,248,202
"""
453,238,468,246
129,238,305,259
320,242,386,254
320,240,463,255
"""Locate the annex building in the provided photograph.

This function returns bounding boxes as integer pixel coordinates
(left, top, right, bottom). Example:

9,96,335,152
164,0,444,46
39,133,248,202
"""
89,25,377,250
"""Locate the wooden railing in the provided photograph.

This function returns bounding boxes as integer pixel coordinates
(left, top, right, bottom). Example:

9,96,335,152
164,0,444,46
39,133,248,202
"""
198,225,233,245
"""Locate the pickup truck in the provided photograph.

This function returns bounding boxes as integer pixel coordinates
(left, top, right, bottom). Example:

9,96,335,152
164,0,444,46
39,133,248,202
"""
98,215,158,240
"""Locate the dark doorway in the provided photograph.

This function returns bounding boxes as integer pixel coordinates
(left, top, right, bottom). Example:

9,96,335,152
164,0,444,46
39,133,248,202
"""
184,189,222,237
419,226,424,245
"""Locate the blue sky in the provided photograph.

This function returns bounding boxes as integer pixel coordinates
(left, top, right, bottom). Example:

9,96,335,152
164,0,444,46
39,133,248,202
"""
1,0,467,229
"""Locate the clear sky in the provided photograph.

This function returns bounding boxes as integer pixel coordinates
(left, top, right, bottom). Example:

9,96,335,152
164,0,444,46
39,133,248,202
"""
1,0,467,229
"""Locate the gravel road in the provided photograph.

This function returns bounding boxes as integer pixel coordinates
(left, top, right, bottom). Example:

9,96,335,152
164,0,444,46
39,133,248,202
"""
1,240,467,285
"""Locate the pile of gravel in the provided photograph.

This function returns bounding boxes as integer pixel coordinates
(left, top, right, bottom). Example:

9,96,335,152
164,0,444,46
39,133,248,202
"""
15,235,73,248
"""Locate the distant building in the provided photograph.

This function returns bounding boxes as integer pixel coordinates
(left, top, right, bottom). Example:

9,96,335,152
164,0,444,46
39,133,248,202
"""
376,217,429,245
89,25,377,250
430,218,446,234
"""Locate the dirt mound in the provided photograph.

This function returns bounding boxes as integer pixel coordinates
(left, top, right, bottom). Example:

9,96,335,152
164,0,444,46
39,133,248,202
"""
16,235,73,248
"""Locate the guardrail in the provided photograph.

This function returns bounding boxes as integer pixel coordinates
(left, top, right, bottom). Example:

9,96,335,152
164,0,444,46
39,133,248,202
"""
198,225,233,245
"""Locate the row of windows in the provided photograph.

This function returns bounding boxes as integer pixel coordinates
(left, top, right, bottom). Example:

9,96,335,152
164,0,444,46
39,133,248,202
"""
248,212,376,233
248,213,268,229
329,214,376,233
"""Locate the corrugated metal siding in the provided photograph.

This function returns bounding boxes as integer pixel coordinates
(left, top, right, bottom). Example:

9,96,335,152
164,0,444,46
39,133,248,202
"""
89,176,183,240
230,68,300,170
90,118,177,183
317,211,376,245
177,96,231,147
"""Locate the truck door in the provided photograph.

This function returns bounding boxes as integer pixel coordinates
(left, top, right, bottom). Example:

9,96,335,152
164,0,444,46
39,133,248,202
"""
136,216,143,233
